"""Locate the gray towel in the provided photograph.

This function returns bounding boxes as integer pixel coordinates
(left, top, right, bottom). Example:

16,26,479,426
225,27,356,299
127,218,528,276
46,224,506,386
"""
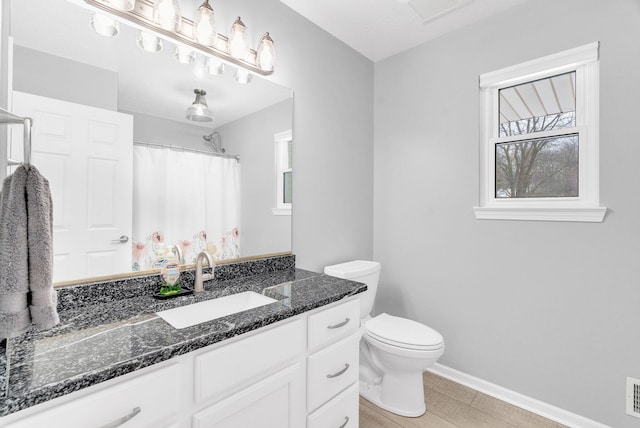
0,166,31,338
26,166,58,330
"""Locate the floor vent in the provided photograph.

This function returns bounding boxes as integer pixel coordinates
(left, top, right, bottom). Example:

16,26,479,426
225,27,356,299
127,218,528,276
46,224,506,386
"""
627,377,640,418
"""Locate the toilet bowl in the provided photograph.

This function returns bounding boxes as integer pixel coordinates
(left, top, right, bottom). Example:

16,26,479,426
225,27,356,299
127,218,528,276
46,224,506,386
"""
324,260,445,417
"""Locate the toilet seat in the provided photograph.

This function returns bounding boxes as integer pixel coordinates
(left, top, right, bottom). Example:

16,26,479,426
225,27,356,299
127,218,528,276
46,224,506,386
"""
364,313,444,351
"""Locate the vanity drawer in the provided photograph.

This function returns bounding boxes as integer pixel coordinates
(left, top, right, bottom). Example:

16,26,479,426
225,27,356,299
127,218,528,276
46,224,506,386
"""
5,363,181,428
308,299,360,351
194,319,304,404
307,333,359,412
307,382,359,428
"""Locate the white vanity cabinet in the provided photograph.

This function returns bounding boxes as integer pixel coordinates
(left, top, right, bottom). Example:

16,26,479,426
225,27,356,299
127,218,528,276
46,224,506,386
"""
0,297,361,428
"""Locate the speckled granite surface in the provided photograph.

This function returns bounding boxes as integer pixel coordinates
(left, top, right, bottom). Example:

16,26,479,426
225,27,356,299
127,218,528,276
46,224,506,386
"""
0,255,366,417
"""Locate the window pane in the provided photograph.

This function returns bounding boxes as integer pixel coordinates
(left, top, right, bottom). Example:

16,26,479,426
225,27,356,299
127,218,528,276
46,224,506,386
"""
286,140,293,169
495,134,578,198
283,171,292,203
499,72,576,137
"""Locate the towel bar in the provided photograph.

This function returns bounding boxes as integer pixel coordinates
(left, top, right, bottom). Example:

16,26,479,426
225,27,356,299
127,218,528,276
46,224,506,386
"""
0,108,32,170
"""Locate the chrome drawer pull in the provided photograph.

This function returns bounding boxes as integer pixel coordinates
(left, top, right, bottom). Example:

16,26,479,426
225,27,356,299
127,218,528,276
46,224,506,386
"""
327,363,350,379
338,416,350,428
99,406,141,428
327,318,350,329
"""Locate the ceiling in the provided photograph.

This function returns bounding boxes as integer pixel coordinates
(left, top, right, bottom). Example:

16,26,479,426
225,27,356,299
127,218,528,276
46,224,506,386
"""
279,0,529,62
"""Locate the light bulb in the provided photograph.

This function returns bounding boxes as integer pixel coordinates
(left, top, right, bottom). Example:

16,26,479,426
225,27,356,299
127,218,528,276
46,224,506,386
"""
228,17,249,60
193,0,217,47
206,58,225,75
256,32,276,72
174,46,196,64
153,0,181,31
109,0,135,11
136,31,162,52
234,68,252,84
90,13,120,37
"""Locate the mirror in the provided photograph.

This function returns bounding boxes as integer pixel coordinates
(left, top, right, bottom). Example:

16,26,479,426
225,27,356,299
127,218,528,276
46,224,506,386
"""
9,0,293,285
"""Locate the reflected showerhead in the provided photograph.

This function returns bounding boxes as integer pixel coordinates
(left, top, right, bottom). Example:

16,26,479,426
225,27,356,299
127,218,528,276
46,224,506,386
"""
203,131,225,154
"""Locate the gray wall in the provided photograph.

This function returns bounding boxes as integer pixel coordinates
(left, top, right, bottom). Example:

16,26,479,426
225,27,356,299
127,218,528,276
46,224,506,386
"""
230,0,375,271
373,1,640,427
128,111,210,150
215,99,292,257
12,45,118,110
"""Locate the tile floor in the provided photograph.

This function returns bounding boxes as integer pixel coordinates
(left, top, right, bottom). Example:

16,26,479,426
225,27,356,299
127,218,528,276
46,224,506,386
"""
359,371,568,428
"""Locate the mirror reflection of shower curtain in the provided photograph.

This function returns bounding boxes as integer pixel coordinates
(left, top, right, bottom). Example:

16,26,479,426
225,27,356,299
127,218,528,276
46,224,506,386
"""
131,145,241,270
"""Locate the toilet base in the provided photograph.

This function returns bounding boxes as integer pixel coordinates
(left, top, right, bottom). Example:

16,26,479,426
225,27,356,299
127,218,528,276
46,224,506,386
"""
359,380,426,417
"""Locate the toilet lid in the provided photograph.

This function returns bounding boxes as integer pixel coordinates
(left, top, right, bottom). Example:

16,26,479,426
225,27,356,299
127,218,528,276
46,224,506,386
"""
365,313,444,351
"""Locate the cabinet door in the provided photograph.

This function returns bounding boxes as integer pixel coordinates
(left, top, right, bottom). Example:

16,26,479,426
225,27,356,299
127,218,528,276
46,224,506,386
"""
192,363,304,428
194,319,304,404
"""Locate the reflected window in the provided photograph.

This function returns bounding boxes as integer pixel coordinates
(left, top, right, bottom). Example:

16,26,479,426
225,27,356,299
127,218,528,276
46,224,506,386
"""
273,130,292,215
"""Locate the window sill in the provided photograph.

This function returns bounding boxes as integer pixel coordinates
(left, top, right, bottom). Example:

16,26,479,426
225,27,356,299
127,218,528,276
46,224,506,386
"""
473,206,607,222
272,208,291,216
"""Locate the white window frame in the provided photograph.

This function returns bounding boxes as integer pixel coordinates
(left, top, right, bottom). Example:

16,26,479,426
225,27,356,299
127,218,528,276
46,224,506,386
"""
272,129,292,216
473,42,606,222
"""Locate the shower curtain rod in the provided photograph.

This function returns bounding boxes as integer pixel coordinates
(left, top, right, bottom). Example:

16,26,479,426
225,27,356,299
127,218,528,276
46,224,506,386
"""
133,141,240,162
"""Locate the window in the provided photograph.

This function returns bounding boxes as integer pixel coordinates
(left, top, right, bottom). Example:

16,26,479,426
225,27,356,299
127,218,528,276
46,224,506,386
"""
273,130,292,215
473,42,606,222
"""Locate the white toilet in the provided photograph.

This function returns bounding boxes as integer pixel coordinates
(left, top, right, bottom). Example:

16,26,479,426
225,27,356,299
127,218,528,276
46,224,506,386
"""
324,260,444,417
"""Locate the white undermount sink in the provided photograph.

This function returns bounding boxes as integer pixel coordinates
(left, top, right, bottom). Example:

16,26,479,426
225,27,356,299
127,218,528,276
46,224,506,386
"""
156,291,277,329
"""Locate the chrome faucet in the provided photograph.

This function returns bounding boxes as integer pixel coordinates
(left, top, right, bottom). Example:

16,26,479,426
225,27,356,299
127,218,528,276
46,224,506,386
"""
194,251,215,292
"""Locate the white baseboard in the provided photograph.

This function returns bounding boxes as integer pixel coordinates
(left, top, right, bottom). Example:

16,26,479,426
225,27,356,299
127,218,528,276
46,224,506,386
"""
428,363,611,428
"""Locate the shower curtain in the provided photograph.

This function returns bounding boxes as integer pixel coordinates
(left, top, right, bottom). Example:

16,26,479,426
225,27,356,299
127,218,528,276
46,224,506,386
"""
131,145,241,271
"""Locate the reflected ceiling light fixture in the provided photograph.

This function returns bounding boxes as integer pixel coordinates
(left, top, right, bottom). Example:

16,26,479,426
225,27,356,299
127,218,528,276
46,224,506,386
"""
228,17,250,60
81,0,276,76
186,89,214,122
174,45,196,64
256,32,276,72
90,12,120,37
136,30,162,52
234,68,253,85
153,0,181,31
193,0,217,47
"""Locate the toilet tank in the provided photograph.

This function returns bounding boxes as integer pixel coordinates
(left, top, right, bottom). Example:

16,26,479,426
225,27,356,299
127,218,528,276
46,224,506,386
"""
323,260,381,319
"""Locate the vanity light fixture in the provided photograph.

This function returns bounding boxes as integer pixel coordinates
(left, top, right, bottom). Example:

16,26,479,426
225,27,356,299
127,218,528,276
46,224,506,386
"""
81,0,276,76
228,17,250,60
89,12,120,37
174,45,196,64
153,0,181,31
256,32,276,72
193,0,217,47
185,89,214,122
136,30,163,52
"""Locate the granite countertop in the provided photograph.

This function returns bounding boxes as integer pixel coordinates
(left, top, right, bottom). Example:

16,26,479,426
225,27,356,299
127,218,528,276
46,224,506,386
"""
0,257,366,417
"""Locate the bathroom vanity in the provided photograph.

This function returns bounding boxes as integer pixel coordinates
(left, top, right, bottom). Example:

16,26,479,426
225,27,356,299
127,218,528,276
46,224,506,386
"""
0,255,365,427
